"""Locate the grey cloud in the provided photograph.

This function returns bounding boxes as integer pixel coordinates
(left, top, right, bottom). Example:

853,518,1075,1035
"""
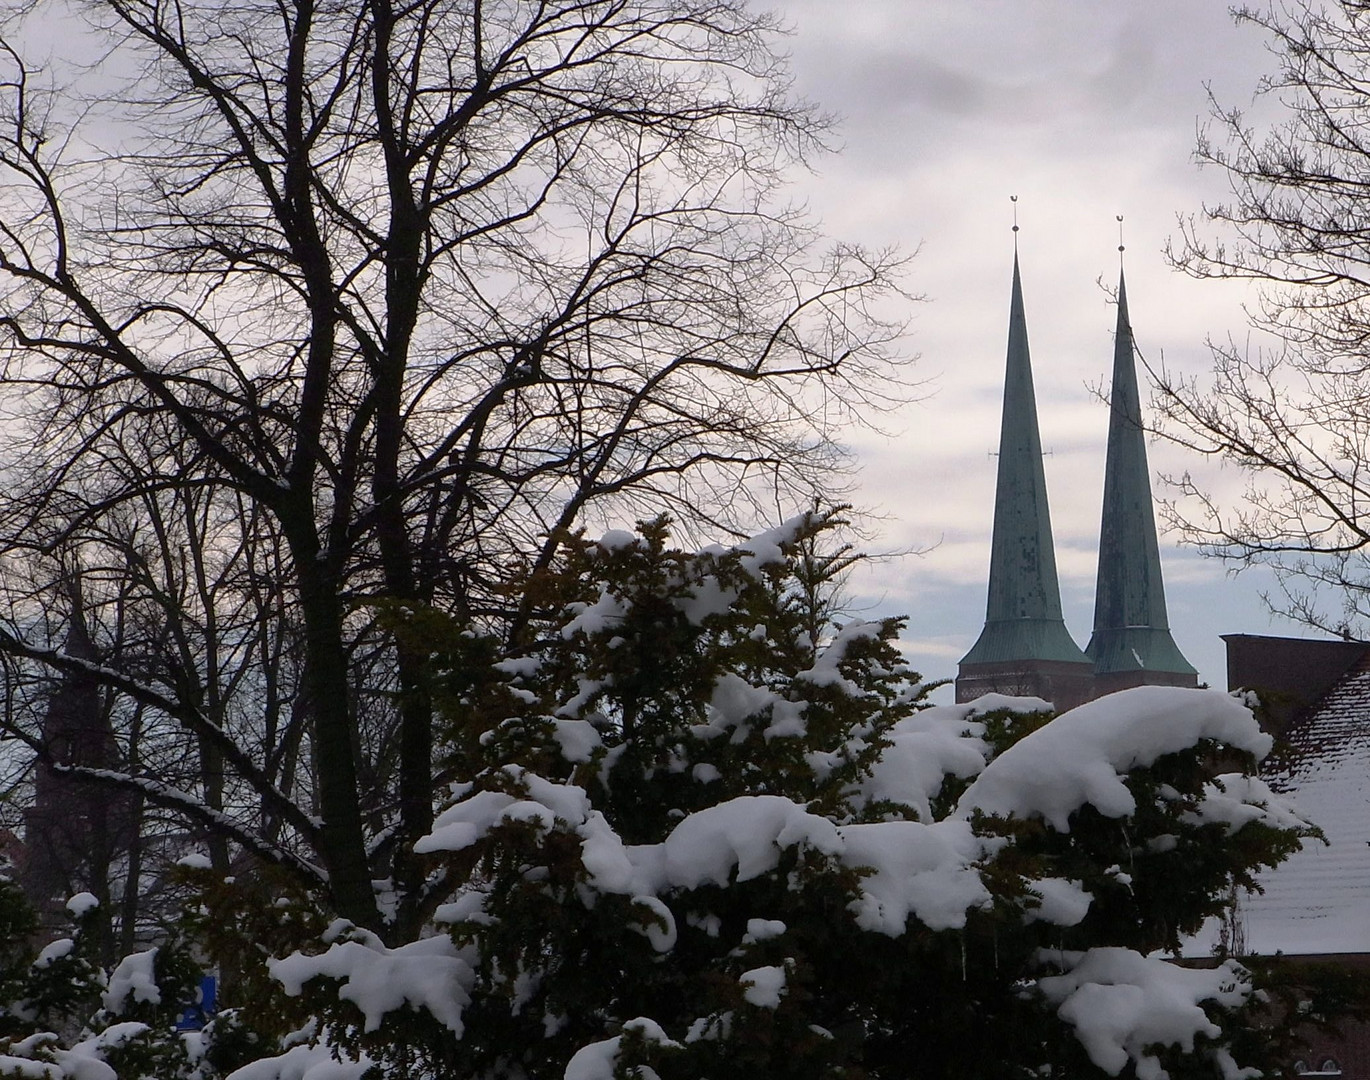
801,42,1057,128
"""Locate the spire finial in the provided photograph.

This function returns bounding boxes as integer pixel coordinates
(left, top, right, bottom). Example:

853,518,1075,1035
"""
1011,195,1020,248
1116,214,1125,264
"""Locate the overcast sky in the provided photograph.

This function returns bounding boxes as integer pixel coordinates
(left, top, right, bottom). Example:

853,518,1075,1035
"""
773,1,1303,696
6,1,1306,696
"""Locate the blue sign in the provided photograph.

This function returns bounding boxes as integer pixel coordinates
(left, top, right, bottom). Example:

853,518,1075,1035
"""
174,975,217,1032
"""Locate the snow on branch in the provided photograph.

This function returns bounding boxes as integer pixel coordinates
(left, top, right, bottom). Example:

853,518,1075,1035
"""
0,627,321,845
48,761,326,887
957,687,1274,830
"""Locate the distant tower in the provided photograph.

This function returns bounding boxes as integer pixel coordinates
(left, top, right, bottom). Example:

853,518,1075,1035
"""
22,575,135,958
956,251,1094,709
1084,266,1198,693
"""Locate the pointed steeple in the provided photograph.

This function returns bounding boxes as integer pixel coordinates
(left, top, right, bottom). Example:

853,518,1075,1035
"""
1084,268,1197,688
60,572,95,662
958,252,1092,707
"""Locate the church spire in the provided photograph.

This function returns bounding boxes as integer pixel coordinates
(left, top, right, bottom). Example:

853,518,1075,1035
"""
1084,267,1197,690
957,246,1092,708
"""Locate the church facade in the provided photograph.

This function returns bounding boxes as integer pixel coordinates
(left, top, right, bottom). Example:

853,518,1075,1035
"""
955,252,1197,708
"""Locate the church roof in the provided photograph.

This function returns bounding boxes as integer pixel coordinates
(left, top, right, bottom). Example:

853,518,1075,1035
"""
961,253,1090,668
1084,270,1196,678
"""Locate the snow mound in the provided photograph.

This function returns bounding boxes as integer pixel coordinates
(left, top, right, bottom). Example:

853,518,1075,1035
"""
65,893,98,917
225,1040,374,1080
740,965,786,1008
837,819,990,933
564,1017,677,1080
103,949,160,1013
268,930,475,1035
1038,948,1252,1080
856,708,992,821
959,687,1270,830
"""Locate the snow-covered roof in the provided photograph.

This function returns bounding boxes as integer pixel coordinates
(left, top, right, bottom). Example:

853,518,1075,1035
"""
1234,655,1370,956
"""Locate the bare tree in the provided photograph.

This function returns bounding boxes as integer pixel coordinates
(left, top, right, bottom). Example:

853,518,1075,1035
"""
1157,1,1370,636
0,0,910,936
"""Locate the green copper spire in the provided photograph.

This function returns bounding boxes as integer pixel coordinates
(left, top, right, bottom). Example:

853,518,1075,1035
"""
960,254,1090,667
1085,269,1196,679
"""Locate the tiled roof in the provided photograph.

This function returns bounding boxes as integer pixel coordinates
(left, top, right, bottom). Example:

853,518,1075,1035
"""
1237,656,1370,955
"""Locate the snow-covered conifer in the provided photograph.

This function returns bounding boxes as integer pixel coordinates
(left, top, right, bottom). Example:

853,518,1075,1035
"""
208,512,1333,1080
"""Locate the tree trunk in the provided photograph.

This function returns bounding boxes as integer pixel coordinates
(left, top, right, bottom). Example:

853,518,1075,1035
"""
293,553,379,930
